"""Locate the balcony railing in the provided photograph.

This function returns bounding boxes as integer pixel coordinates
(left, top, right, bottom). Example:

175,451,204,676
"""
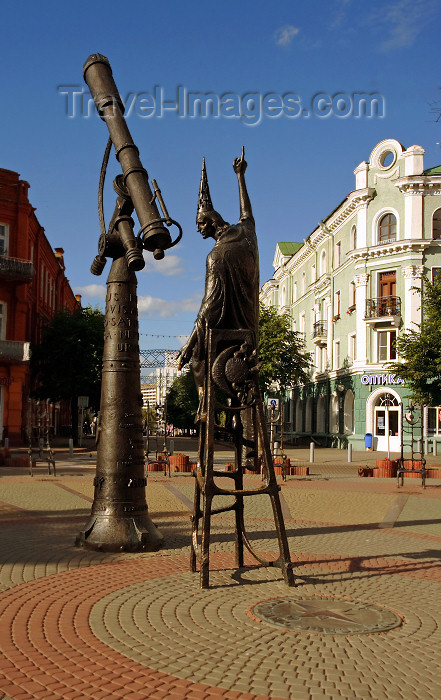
0,255,34,283
0,340,31,362
312,321,327,346
365,296,401,320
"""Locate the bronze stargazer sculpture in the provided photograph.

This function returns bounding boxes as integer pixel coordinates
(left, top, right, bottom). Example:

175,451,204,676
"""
76,54,182,552
179,149,295,588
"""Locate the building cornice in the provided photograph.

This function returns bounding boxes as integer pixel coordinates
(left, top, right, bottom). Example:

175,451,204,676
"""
393,176,441,196
325,188,376,233
347,239,431,261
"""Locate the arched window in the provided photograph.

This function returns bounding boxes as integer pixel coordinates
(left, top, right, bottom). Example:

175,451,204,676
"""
302,272,306,295
320,250,327,276
295,398,303,432
433,208,441,240
305,397,313,432
329,393,339,434
344,390,355,434
316,395,326,432
378,213,397,243
293,281,297,301
350,225,357,250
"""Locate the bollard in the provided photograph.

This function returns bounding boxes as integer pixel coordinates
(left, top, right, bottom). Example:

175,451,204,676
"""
4,438,8,448
424,438,429,455
434,440,438,457
69,438,74,459
417,439,422,453
348,443,352,463
169,438,174,455
309,441,314,463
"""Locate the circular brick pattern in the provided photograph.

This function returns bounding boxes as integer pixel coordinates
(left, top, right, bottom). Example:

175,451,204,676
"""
0,549,441,698
88,561,440,699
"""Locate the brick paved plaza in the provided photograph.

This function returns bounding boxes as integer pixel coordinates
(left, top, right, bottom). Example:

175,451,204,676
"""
0,442,440,699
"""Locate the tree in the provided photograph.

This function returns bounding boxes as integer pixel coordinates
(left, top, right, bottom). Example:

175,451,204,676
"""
258,304,312,394
388,277,441,405
166,368,199,431
30,306,104,444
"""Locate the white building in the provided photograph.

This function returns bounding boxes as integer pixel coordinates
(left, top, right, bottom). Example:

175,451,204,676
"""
260,139,441,450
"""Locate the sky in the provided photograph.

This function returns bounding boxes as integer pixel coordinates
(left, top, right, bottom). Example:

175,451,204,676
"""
2,0,441,351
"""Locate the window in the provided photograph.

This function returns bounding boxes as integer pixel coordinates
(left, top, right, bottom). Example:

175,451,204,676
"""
0,225,8,256
316,395,326,432
427,407,441,435
350,225,357,250
349,281,356,307
378,213,397,243
299,312,305,334
293,281,297,301
335,241,341,268
377,330,397,362
311,265,316,284
348,333,356,362
334,290,340,317
329,393,339,434
333,340,340,369
433,209,441,240
320,250,327,276
281,286,286,307
344,390,355,434
321,346,327,373
432,268,441,283
302,272,306,295
0,302,6,340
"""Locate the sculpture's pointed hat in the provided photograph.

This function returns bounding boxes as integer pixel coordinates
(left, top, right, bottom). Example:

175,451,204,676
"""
197,158,214,216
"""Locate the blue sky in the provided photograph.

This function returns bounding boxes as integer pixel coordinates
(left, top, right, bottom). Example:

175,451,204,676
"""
2,0,441,349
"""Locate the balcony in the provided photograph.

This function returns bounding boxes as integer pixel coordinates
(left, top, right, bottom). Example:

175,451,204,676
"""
0,340,31,363
0,255,34,283
365,296,401,326
312,320,327,346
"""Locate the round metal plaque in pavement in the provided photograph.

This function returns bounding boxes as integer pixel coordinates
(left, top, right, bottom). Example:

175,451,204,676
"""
251,596,403,635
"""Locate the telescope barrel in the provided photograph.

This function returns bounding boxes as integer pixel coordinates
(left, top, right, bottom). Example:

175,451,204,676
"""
83,54,171,260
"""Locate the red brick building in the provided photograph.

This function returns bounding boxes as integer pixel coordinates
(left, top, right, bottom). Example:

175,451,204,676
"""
0,168,80,445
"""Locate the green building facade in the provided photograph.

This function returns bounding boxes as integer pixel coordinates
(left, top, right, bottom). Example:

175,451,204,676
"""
260,139,441,450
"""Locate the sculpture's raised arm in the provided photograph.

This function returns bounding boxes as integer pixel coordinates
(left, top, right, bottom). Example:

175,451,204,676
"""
233,146,253,221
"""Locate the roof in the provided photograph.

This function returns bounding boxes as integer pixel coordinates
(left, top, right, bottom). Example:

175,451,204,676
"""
277,242,304,256
424,165,441,175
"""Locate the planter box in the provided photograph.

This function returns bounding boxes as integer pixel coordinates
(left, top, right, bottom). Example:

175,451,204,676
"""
147,461,166,472
274,457,291,467
373,465,396,478
426,469,441,478
169,454,190,472
291,466,309,476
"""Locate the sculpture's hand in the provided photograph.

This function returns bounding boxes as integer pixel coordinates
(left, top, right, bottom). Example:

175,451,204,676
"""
233,145,247,174
177,344,191,371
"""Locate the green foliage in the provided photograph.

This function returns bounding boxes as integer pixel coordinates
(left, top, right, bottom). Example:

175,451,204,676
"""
166,368,199,429
30,306,104,411
258,304,312,393
388,277,441,405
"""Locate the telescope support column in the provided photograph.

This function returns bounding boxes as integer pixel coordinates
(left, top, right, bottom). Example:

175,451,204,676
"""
76,255,163,552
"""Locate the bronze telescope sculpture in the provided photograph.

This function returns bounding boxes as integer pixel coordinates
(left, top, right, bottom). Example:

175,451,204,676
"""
76,54,182,551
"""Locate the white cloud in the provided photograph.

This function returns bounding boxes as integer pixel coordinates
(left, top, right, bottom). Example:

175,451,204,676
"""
137,292,202,318
274,25,300,47
74,284,106,300
74,283,202,319
143,253,184,277
375,0,437,51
